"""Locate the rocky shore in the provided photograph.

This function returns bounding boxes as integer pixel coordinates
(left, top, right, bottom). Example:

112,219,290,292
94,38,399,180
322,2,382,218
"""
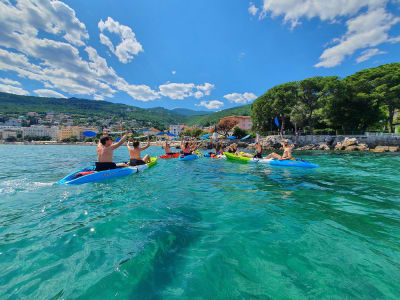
196,135,400,153
256,136,399,153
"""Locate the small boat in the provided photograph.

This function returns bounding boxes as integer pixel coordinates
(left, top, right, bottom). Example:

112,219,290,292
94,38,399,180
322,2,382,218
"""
224,153,318,168
58,157,158,185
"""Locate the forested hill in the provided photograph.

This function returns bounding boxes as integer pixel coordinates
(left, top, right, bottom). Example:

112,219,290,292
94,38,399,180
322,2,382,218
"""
187,105,251,126
0,92,207,127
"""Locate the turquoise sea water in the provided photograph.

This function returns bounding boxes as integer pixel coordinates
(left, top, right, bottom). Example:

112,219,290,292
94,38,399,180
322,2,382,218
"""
1,145,400,299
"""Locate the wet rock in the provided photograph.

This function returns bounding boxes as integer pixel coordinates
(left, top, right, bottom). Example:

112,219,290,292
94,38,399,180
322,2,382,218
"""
371,146,389,153
318,143,331,151
389,146,399,152
342,137,358,147
334,142,345,151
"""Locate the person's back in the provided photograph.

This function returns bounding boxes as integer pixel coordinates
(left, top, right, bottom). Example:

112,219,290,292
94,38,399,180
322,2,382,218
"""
127,137,151,166
96,133,129,171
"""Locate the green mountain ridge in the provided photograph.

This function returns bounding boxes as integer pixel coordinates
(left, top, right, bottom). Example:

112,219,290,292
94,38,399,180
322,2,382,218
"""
0,92,248,128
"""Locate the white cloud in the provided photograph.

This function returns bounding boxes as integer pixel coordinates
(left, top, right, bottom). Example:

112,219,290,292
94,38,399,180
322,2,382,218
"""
34,89,66,98
0,77,21,86
0,1,160,102
248,3,259,16
315,8,400,67
158,82,215,100
224,92,257,104
0,0,212,103
258,0,384,26
256,0,400,67
159,83,195,100
0,83,29,95
172,70,176,75
197,82,215,96
196,100,224,110
356,48,387,63
98,17,143,63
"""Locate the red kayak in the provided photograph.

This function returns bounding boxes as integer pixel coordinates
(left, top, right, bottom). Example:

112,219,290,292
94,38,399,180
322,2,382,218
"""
159,153,180,159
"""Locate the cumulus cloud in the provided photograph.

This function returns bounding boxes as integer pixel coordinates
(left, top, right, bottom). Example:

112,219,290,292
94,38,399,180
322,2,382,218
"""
0,83,29,95
0,0,160,102
196,100,224,110
172,70,176,75
0,77,21,86
224,92,257,104
0,0,213,102
248,3,259,16
159,82,215,100
98,17,143,63
356,48,387,63
255,0,400,67
34,89,66,98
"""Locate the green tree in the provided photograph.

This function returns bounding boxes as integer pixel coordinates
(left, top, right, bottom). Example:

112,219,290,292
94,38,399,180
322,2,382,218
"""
297,76,326,131
232,126,247,139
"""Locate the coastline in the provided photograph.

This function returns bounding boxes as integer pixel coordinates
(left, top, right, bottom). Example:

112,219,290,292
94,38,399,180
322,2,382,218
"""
1,135,399,153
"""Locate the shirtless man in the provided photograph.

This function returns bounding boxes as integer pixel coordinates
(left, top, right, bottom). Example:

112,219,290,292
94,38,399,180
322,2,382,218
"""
265,140,293,160
162,140,177,155
96,131,130,171
127,136,151,166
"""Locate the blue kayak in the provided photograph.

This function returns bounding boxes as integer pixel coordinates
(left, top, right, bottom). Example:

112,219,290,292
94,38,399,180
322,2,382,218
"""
269,159,318,168
178,154,199,161
58,158,158,185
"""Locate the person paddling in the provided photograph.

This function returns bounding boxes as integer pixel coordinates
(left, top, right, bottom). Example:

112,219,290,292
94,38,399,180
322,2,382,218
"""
163,140,177,155
127,136,151,166
265,140,293,160
96,131,130,171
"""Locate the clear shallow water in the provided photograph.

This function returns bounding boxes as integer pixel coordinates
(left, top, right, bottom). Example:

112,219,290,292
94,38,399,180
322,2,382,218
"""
0,145,400,299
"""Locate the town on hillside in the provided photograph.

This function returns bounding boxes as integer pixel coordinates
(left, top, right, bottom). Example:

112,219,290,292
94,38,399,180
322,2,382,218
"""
0,111,252,144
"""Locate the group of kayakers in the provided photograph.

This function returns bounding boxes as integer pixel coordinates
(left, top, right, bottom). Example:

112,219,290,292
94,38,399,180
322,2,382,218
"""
205,137,293,160
95,131,294,171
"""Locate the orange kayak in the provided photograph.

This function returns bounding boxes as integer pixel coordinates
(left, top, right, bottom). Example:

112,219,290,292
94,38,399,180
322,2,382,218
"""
159,153,180,159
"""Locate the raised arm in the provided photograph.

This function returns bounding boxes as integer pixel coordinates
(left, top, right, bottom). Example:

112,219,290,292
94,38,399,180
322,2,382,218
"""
139,136,151,151
111,131,129,150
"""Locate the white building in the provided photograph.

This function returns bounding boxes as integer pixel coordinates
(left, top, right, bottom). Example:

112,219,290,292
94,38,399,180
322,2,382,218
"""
169,124,184,136
4,118,22,127
22,125,59,140
0,127,21,140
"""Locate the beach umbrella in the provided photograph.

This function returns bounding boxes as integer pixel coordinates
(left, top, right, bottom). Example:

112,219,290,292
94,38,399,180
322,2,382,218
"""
241,134,250,140
156,132,166,136
200,133,210,139
166,132,176,137
83,131,97,137
226,136,236,140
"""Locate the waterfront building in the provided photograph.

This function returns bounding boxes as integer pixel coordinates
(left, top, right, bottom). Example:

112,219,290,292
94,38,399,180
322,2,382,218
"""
169,124,185,136
219,116,252,131
22,125,58,141
57,126,99,141
0,127,21,140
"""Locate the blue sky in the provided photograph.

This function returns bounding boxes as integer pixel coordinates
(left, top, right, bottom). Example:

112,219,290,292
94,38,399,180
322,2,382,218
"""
0,0,399,111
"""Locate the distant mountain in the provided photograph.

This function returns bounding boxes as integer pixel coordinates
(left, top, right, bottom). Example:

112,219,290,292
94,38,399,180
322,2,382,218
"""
171,108,210,116
0,92,187,128
0,92,250,128
187,105,251,126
